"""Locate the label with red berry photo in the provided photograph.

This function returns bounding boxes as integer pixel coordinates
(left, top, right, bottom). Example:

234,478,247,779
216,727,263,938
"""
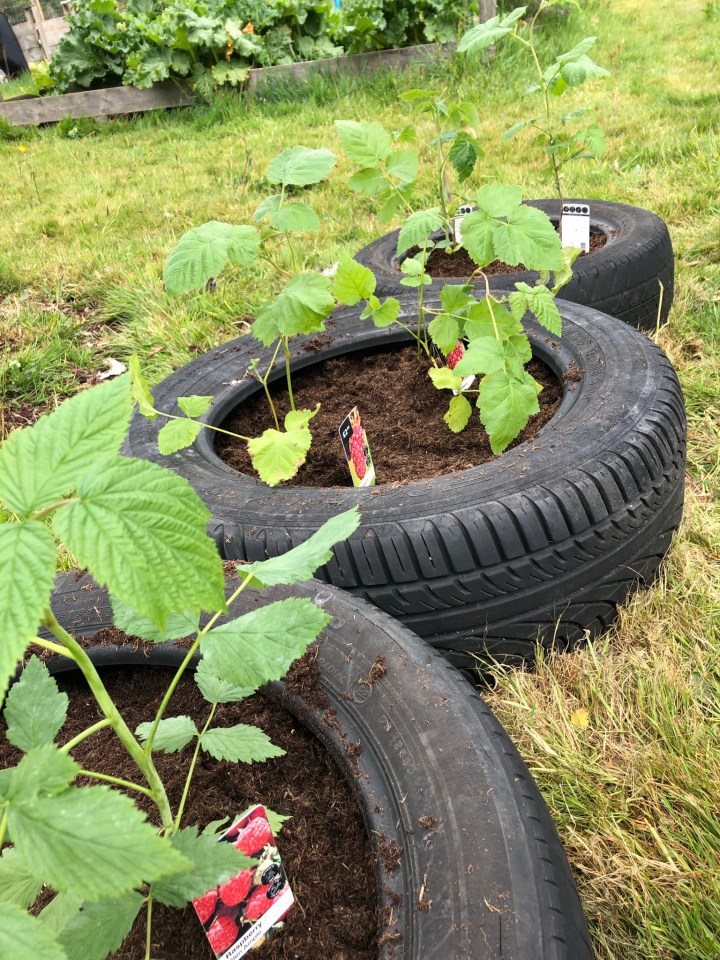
339,407,376,486
193,805,294,959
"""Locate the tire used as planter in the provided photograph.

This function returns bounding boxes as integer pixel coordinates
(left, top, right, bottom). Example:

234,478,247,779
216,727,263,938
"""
41,572,593,960
354,200,675,332
125,293,686,669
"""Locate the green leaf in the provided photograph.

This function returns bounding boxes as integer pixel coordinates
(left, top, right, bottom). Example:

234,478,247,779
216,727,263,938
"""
448,133,480,182
560,54,610,87
57,893,143,960
110,597,199,644
0,903,67,960
378,191,405,226
460,210,496,267
440,284,474,315
253,273,335,346
428,313,460,354
210,62,249,87
5,656,68,753
361,296,401,328
253,193,282,223
454,337,506,376
0,522,57,704
128,355,157,420
9,786,190,901
478,369,539,455
428,367,463,392
248,413,313,488
347,167,387,197
385,148,419,184
506,333,533,369
444,394,473,433
501,115,543,140
266,147,336,187
202,723,285,763
333,256,376,305
0,848,43,908
178,396,213,418
493,204,564,271
0,375,132,517
39,894,83,936
152,827,253,908
53,456,225,630
265,809,291,835
157,417,203,455
163,222,259,295
135,716,198,754
6,745,79,803
202,598,330,691
268,203,321,234
509,282,562,334
464,299,522,340
554,35,598,65
581,123,606,156
335,120,392,168
237,508,361,589
195,659,254,704
397,208,444,256
456,7,526,54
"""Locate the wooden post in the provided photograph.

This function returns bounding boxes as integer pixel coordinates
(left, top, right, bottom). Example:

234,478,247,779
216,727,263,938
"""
479,0,497,21
27,0,52,61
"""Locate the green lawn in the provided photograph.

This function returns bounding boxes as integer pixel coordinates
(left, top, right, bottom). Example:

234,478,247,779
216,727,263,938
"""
1,0,719,957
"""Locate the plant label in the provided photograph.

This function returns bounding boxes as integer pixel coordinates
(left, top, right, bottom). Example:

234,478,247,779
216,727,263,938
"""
561,203,590,253
193,805,294,958
452,204,474,245
339,407,375,486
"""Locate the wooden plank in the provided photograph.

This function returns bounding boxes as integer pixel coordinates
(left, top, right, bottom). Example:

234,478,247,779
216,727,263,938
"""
0,80,194,126
29,0,52,61
479,0,497,20
13,21,42,63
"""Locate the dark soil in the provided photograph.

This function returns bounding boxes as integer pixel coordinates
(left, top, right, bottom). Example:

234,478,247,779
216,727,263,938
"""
0,402,48,439
415,226,608,279
216,343,563,486
1,654,378,960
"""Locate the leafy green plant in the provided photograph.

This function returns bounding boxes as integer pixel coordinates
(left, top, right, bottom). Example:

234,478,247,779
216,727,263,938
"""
458,3,609,204
327,0,476,53
0,371,360,958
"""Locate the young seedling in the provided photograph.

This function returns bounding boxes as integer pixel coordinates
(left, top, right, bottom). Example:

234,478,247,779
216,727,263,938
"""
458,3,609,206
0,373,361,959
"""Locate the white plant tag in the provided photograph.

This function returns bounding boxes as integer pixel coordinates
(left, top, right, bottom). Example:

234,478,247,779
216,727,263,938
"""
561,202,591,253
452,204,474,244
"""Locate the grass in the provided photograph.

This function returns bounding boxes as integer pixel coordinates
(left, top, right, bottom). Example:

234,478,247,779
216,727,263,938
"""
1,0,719,957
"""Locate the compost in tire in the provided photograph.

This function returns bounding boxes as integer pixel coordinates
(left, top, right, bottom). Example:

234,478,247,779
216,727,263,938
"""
354,200,674,331
32,571,594,960
125,294,686,669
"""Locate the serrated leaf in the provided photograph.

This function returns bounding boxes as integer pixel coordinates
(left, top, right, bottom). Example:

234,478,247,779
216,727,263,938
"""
428,313,460,353
465,299,523,340
501,115,543,140
248,408,313,487
128,355,156,420
333,256,376,305
0,848,43,908
448,134,480,182
347,167,387,197
560,54,610,87
110,597,199,644
254,273,335,346
253,194,282,223
378,191,405,226
202,598,330,691
152,827,253,907
53,456,225,630
506,333,533,370
335,120,392,168
265,809,291,835
238,508,360,589
202,723,285,763
444,394,472,433
135,716,198,754
493,204,564,271
0,375,132,517
269,203,321,234
440,284,474,315
478,369,539,454
164,222,259,295
554,35,598,65
0,522,57,704
397,208,444,256
178,395,213,418
195,659,254,704
367,296,401,327
460,210,496,267
385,148,419,184
157,417,203,455
509,282,562,334
456,7,524,53
9,786,190,901
428,367,463,392
57,893,142,960
477,183,524,218
454,337,506,376
5,656,68,753
0,903,67,960
39,894,84,936
6,745,79,803
266,147,336,187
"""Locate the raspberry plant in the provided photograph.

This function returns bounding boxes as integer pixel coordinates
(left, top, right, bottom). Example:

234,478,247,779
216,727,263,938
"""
0,373,360,959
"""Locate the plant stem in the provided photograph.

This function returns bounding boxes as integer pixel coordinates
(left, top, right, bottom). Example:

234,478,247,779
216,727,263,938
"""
155,411,252,442
260,338,284,430
283,337,296,413
31,498,77,520
0,808,8,848
78,769,155,797
174,703,218,830
61,718,113,752
31,637,71,658
145,896,154,960
41,611,175,830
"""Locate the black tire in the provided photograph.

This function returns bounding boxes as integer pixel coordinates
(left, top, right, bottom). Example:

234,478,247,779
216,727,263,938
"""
124,294,686,669
43,572,593,960
354,200,674,331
